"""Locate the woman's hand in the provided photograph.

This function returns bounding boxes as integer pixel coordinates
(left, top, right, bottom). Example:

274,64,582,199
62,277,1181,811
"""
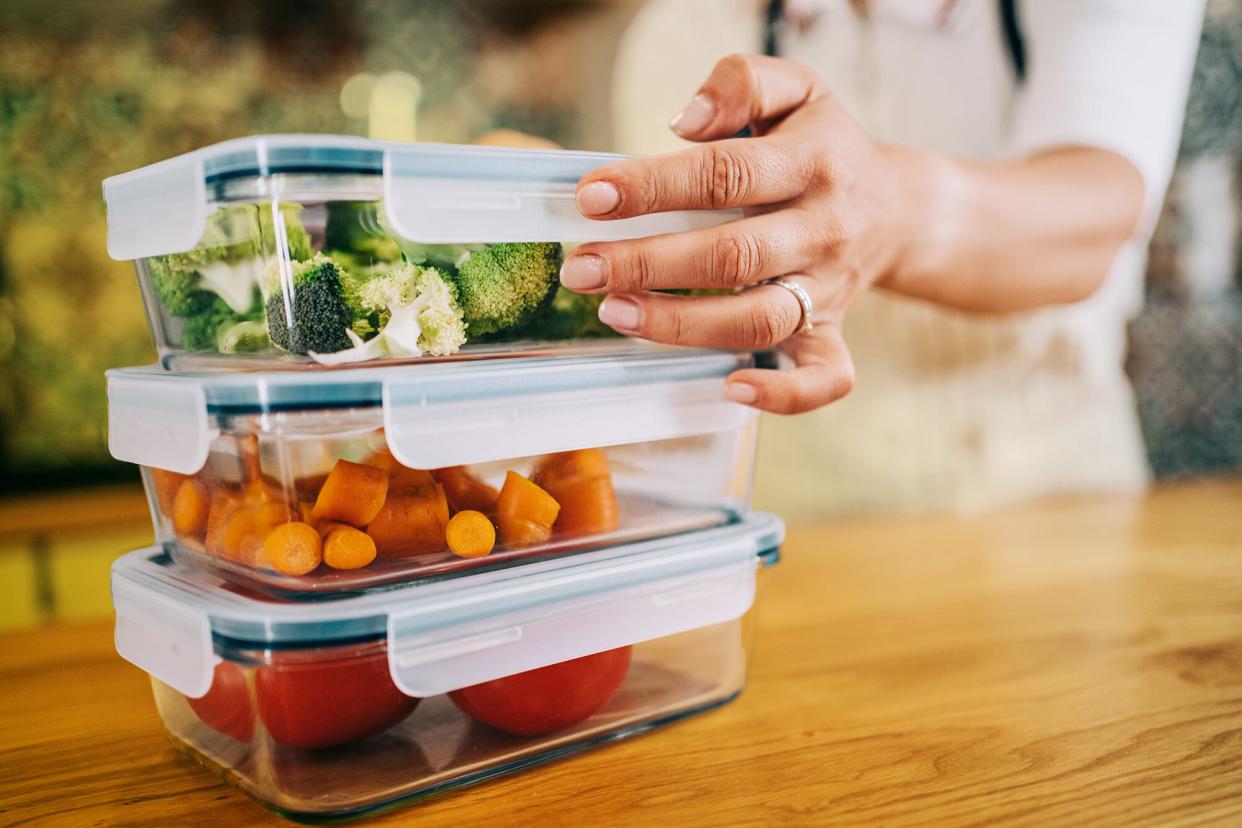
561,54,1143,415
561,54,918,414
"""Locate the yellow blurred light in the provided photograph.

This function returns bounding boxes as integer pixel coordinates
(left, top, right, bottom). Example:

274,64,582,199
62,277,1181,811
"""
340,72,375,120
368,71,422,142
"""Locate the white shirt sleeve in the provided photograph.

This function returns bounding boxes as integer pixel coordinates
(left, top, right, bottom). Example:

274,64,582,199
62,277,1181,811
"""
1008,0,1205,217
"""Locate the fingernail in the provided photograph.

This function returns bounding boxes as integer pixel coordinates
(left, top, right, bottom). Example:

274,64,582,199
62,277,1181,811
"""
725,382,758,404
598,296,641,332
560,254,608,290
668,94,715,136
577,181,621,216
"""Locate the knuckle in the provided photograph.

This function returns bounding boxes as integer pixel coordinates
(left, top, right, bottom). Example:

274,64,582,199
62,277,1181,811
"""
712,231,765,285
700,144,755,209
740,301,795,348
628,166,662,216
808,147,836,190
622,245,660,291
656,304,690,344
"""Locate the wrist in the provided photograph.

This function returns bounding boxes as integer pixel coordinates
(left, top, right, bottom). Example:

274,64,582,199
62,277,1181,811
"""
876,144,972,297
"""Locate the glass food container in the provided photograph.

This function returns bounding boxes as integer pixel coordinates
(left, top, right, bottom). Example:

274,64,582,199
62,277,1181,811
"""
112,514,783,820
102,135,738,370
108,349,768,596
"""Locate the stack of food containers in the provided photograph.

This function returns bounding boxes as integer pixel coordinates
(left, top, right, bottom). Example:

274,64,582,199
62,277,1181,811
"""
103,135,784,819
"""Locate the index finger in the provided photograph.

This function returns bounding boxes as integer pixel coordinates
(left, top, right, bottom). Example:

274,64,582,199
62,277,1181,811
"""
576,135,817,219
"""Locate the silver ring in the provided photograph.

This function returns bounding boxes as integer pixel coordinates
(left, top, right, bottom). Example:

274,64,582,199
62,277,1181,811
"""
766,277,814,335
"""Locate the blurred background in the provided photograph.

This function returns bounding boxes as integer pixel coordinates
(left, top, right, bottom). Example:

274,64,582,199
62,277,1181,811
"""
0,0,1238,630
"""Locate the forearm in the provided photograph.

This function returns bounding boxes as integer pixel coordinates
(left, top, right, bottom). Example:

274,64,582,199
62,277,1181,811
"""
881,146,1145,313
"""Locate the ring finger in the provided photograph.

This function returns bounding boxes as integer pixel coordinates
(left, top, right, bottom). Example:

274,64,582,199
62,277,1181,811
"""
596,274,823,349
561,209,820,294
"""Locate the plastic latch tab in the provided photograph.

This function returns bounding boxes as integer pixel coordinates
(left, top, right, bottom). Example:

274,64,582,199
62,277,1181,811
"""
103,151,207,261
386,559,757,697
113,573,216,698
107,375,213,474
383,375,757,470
382,144,740,244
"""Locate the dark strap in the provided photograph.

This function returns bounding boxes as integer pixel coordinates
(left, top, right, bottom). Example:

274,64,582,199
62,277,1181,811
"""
999,0,1026,81
764,0,783,57
765,1,1025,80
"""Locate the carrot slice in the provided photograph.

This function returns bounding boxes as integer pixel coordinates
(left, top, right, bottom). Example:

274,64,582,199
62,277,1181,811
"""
495,471,560,548
172,478,211,537
435,466,500,514
532,449,620,537
205,490,243,558
367,484,450,557
312,460,389,527
151,469,190,515
365,447,435,488
545,475,620,537
446,510,497,558
217,501,296,565
533,448,611,486
262,521,323,576
323,526,378,570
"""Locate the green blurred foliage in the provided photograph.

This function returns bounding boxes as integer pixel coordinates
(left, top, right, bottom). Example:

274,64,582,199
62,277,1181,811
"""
0,0,560,491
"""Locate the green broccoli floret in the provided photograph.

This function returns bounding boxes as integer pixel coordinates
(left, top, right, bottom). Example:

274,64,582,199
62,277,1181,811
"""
152,204,311,319
148,257,216,316
259,204,314,261
509,289,619,340
451,242,562,336
180,297,239,351
356,262,467,357
179,296,267,353
264,254,354,355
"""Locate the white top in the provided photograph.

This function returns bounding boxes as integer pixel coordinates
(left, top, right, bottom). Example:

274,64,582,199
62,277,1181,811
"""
612,0,1204,518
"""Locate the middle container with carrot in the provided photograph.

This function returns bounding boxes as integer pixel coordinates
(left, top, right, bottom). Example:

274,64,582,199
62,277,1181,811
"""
108,346,766,596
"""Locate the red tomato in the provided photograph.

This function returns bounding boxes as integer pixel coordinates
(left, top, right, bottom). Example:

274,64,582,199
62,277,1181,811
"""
255,647,419,750
186,661,254,743
449,646,632,736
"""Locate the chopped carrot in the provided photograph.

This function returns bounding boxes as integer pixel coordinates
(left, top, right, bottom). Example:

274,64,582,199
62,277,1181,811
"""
205,490,243,557
446,510,496,558
215,501,296,565
294,473,329,502
323,526,378,570
262,522,323,576
435,466,500,514
151,469,190,515
315,519,349,537
495,471,560,548
367,484,450,557
545,476,620,537
365,447,436,488
533,448,611,486
298,501,317,528
172,478,211,537
312,460,389,527
532,449,620,537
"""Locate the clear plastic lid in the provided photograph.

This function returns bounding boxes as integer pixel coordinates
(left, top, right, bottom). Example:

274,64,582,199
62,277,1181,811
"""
112,513,783,698
103,135,741,260
108,348,769,473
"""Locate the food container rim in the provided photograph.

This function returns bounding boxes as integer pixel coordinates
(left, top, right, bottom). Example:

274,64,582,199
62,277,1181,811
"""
107,347,772,416
102,134,743,260
111,512,783,648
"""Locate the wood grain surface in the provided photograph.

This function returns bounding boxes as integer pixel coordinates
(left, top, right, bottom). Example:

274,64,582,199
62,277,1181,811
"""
2,480,1240,827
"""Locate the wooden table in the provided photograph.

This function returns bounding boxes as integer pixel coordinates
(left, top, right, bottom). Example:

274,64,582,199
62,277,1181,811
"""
2,481,1241,826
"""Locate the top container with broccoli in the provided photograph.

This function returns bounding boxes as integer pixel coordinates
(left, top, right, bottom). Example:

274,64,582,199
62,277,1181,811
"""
104,135,738,369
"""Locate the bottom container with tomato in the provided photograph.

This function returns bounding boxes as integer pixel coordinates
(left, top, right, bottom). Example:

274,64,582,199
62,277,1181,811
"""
112,513,783,820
